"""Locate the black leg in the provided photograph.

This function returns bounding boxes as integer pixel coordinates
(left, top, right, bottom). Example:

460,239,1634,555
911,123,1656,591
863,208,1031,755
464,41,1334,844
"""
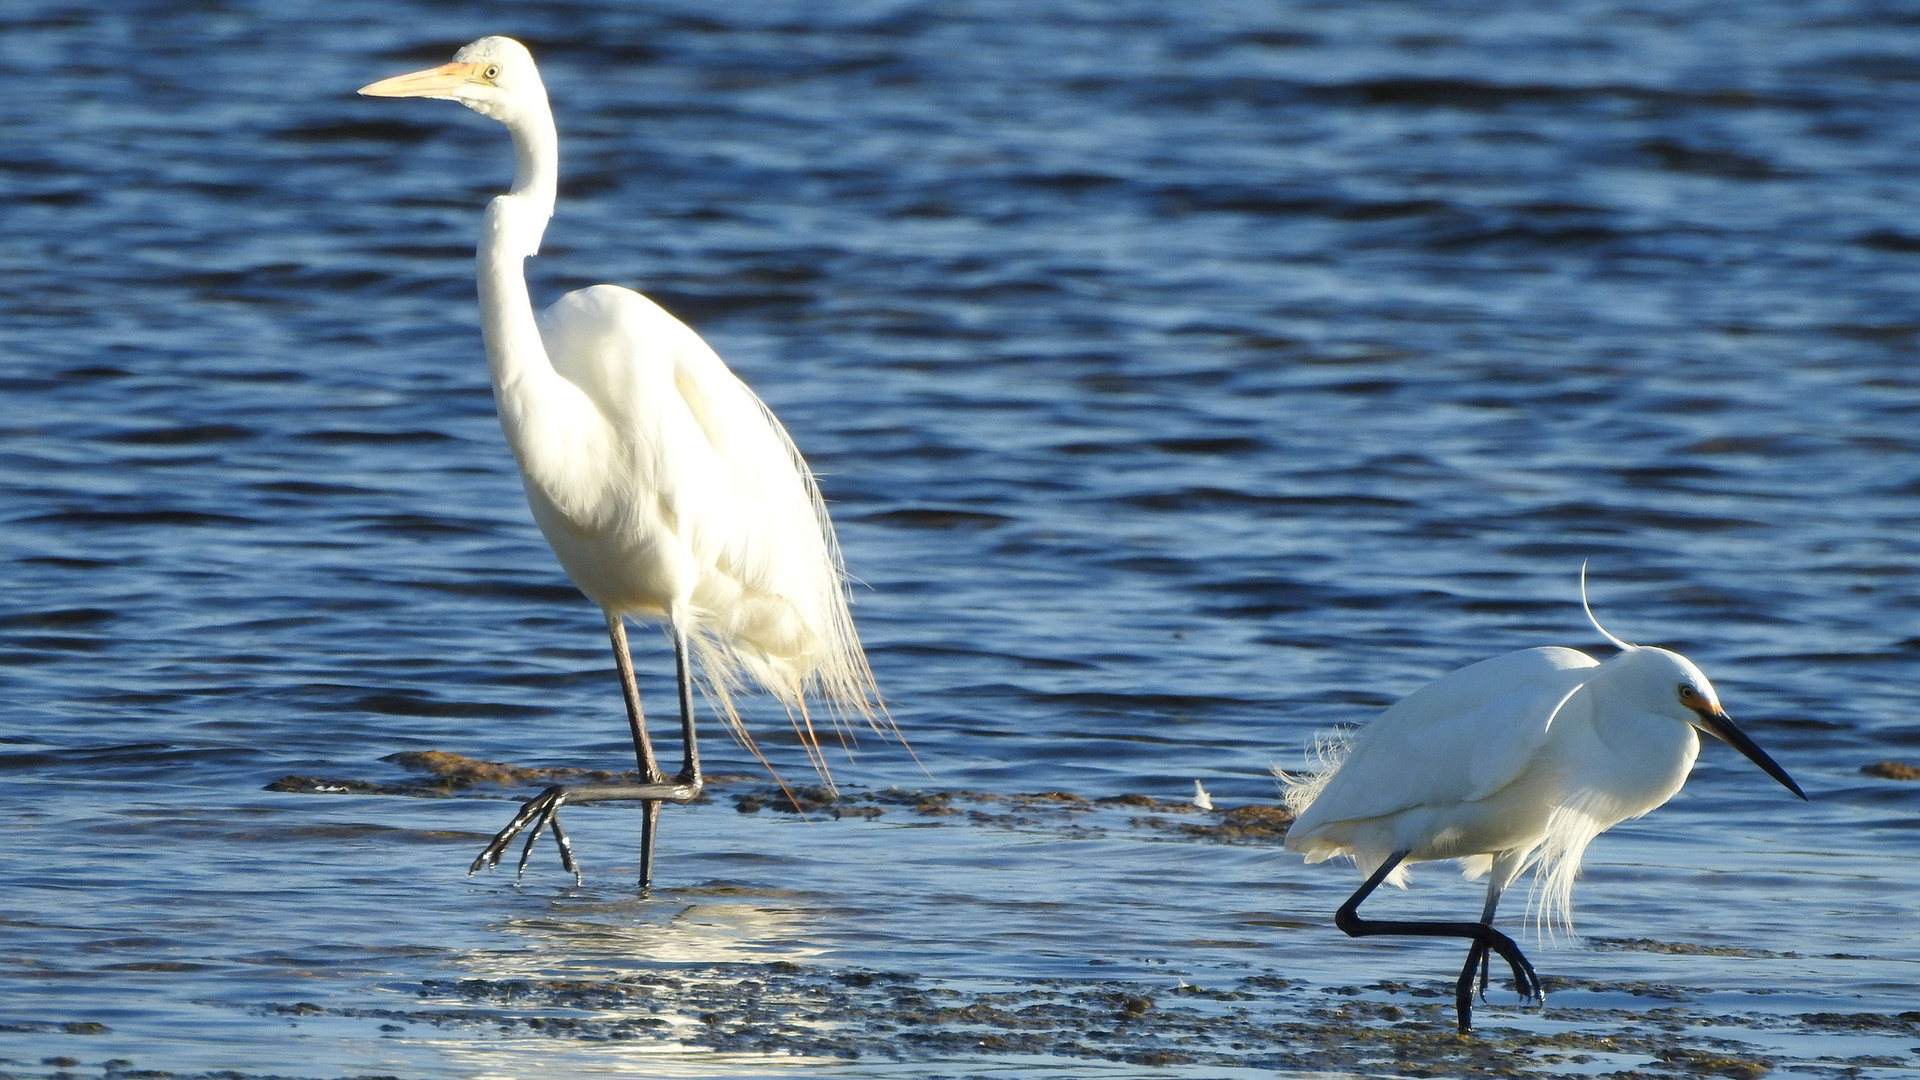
1473,873,1538,1008
638,801,660,890
469,611,702,887
1333,852,1542,1033
1457,939,1490,1024
632,626,705,891
608,613,667,889
672,625,701,786
607,614,665,782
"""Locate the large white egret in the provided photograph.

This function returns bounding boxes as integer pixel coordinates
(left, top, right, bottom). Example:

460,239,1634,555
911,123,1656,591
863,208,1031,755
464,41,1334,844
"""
1281,572,1805,1032
359,37,891,888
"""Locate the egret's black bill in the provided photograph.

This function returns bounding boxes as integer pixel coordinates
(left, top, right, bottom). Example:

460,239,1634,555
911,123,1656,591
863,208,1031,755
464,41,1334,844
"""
1694,708,1807,800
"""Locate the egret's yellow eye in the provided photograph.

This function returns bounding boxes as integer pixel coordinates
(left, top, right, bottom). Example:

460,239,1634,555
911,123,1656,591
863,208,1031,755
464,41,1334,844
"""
1678,684,1696,700
484,64,500,80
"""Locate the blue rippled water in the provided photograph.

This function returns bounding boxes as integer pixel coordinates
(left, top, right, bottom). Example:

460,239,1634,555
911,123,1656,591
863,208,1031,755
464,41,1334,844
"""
5,1,1920,1077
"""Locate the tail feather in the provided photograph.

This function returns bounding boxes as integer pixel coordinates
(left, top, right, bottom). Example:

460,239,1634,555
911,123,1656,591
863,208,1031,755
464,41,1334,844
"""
673,489,905,798
752,390,902,762
1272,727,1352,818
1271,728,1414,883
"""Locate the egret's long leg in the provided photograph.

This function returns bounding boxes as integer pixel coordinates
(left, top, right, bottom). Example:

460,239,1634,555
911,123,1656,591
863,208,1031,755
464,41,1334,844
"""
1333,852,1542,1033
1461,877,1525,1009
671,625,701,787
1466,888,1495,1001
608,612,667,888
470,612,701,885
607,613,665,784
619,624,707,891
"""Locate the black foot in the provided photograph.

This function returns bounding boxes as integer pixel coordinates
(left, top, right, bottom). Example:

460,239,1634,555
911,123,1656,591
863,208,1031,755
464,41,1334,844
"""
471,785,581,884
467,780,701,886
1453,930,1543,1033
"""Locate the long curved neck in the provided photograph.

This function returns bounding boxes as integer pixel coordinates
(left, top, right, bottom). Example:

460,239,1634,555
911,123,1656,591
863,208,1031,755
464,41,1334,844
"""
476,103,560,418
504,104,558,245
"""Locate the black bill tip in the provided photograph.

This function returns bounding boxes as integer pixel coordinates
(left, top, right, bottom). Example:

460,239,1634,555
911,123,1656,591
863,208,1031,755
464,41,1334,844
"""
1694,707,1807,800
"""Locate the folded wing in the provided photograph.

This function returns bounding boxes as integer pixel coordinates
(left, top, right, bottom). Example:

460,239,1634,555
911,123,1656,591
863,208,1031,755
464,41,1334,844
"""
1287,646,1600,853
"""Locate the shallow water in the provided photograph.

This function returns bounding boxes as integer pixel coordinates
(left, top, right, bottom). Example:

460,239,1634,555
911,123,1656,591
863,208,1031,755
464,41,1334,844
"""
4,0,1920,1077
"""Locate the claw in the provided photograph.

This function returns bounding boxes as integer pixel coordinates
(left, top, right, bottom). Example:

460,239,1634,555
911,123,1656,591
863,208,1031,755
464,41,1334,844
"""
515,788,570,882
1483,929,1537,1000
1501,945,1542,1005
549,814,581,885
470,786,570,879
516,806,546,882
1462,926,1543,1024
465,780,700,886
1498,947,1541,1004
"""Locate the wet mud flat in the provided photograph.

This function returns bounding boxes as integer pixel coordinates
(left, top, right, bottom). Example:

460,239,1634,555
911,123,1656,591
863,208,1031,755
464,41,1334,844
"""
201,756,1920,1079
294,968,1920,1078
265,750,1297,845
12,966,1917,1080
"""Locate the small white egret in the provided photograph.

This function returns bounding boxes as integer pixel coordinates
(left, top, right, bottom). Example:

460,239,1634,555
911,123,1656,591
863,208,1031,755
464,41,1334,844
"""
1280,571,1805,1032
359,37,892,888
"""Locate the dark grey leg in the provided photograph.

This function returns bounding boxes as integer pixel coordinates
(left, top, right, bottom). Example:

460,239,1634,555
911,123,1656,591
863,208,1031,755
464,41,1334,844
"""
607,613,665,888
470,611,697,886
672,625,701,786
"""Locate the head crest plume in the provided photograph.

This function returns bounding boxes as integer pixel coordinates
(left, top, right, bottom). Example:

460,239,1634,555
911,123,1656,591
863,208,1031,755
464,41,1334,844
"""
1579,560,1635,652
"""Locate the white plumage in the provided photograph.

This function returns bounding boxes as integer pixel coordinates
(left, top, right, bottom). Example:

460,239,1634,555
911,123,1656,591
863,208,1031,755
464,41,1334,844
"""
527,284,872,736
361,36,890,886
1285,644,1705,926
1278,576,1805,1031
